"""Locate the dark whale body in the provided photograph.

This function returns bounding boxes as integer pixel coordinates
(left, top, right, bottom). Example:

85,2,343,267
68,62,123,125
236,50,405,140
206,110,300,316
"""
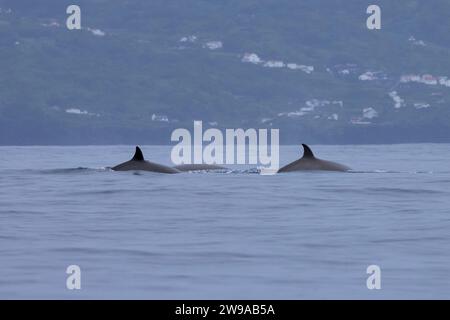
112,147,180,173
112,146,228,173
278,144,351,173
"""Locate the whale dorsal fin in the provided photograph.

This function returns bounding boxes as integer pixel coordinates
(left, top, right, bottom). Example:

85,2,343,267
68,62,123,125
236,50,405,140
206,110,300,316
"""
301,144,315,158
132,146,145,161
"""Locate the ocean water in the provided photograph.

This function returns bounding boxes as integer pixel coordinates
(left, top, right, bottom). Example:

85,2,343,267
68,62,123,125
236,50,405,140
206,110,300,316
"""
0,144,449,299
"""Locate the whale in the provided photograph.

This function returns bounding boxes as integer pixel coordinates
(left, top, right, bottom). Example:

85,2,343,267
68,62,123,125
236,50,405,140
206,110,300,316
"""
278,144,351,172
112,146,228,173
112,146,180,173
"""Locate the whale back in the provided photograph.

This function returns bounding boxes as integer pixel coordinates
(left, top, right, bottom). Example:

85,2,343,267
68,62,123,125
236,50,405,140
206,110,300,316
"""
278,144,350,172
112,146,179,173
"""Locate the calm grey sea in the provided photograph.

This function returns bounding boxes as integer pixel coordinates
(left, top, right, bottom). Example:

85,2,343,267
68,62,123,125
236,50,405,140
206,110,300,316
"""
0,144,449,299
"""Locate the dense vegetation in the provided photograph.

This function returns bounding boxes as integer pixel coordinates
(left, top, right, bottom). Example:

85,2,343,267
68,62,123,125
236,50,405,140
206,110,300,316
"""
1,0,450,144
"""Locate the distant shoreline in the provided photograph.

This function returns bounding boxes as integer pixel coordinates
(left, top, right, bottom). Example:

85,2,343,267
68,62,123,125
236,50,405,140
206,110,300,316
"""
1,142,449,147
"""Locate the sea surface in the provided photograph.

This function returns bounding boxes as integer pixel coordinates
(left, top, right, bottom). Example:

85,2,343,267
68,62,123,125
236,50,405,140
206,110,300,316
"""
0,144,449,299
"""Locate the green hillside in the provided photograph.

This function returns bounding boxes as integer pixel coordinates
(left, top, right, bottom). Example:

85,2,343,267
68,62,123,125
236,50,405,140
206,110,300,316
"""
1,0,450,144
